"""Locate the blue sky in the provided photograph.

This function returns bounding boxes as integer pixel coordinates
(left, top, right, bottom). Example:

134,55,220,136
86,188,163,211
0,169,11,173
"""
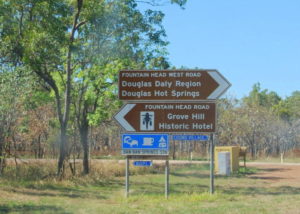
148,0,300,98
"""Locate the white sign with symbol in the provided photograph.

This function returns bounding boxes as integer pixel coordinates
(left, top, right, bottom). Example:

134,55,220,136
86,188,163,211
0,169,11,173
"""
143,137,154,146
158,136,167,147
123,136,138,147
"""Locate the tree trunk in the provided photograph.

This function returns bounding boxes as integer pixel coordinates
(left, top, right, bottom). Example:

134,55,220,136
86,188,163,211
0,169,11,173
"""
37,134,43,158
57,124,67,176
57,0,84,176
0,142,5,176
250,144,255,159
280,152,284,164
80,123,89,174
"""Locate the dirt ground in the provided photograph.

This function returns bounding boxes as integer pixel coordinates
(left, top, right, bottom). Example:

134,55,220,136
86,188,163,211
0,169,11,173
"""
246,162,300,187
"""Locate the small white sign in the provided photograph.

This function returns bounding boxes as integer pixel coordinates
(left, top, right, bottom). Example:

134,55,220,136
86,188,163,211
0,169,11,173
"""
140,111,154,131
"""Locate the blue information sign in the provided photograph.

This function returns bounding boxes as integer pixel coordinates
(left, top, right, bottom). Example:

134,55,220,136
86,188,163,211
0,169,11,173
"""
122,134,169,155
133,161,152,167
173,135,209,141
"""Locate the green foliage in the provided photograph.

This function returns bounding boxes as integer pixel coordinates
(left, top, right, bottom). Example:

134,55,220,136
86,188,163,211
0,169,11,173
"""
242,83,300,122
283,91,300,119
0,0,181,121
0,0,187,175
0,68,32,132
272,100,291,121
0,0,69,65
243,83,281,108
71,0,173,129
171,0,187,7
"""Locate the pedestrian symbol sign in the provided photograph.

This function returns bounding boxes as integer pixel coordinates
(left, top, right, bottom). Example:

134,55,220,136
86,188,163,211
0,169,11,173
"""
140,111,154,131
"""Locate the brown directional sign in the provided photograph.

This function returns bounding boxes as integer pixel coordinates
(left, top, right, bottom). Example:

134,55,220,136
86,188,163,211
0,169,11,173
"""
114,102,216,133
118,70,231,101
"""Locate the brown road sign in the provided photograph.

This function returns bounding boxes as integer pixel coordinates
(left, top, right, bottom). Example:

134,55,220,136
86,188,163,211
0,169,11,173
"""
114,102,216,133
118,70,231,101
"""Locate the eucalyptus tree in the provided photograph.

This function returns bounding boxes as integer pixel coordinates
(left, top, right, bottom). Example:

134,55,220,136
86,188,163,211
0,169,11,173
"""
0,0,83,175
72,0,178,174
0,0,186,175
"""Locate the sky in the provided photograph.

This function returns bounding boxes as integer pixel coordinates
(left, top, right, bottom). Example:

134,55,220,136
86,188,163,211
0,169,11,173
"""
146,0,300,99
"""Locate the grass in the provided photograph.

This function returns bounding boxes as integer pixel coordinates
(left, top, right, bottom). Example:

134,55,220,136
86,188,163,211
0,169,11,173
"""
0,162,300,214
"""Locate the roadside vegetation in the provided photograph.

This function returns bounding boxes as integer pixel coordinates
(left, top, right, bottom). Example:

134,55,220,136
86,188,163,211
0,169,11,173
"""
1,163,299,214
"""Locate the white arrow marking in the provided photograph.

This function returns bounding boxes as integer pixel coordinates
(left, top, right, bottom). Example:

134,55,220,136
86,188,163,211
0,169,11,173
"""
114,104,136,131
207,71,231,99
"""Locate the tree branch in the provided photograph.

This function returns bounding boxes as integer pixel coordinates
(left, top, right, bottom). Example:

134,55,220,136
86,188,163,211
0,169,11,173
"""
75,21,87,31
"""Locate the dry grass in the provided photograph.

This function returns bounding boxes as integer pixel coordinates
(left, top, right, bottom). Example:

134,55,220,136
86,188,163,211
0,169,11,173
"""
0,163,300,214
1,159,166,184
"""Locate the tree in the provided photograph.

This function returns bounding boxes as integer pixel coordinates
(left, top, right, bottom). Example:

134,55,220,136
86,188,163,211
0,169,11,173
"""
283,91,300,120
0,0,83,176
0,0,186,175
71,0,175,174
217,84,300,160
243,83,281,108
0,67,33,175
217,97,240,146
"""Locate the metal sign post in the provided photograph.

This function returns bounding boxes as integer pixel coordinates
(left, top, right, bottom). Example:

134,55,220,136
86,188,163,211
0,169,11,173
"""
125,157,129,197
210,133,215,194
121,134,169,198
165,159,169,198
